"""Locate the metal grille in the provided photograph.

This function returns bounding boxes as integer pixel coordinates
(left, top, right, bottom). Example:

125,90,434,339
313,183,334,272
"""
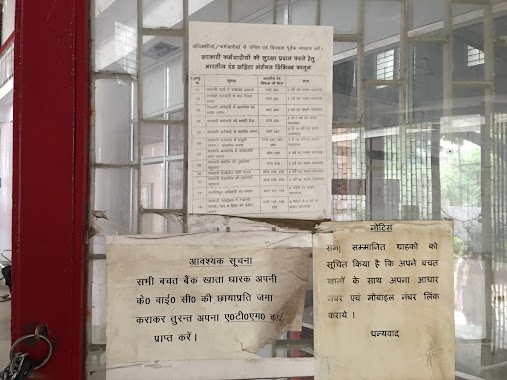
88,0,507,378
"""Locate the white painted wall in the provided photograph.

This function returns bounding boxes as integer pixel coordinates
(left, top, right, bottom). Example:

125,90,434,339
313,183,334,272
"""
2,0,15,44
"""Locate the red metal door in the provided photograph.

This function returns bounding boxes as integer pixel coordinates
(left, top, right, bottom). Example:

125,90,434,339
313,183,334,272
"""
12,0,89,378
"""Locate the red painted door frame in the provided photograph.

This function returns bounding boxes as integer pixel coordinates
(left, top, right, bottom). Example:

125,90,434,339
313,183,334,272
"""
12,0,89,379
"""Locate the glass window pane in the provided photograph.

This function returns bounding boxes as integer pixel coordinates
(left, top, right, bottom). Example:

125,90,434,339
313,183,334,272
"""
168,160,184,209
321,0,357,34
142,124,165,159
168,124,183,155
142,35,182,68
90,259,106,344
365,47,400,81
168,56,184,108
364,1,400,45
141,213,168,233
333,41,356,56
453,22,485,81
288,0,316,26
412,0,443,29
142,163,165,209
189,0,228,22
332,128,366,221
94,0,137,73
95,79,137,164
232,0,273,23
94,168,137,235
412,43,443,124
143,64,166,117
143,0,183,28
333,59,357,123
141,36,183,116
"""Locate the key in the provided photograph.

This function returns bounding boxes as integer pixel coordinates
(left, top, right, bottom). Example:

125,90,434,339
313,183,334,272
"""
9,353,34,380
15,353,34,380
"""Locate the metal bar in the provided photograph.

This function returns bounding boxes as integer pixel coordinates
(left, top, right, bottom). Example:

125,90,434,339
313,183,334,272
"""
332,122,363,129
142,27,184,37
481,0,495,370
136,0,144,233
316,0,321,25
93,71,136,80
431,122,441,220
357,0,365,124
141,208,184,214
287,0,292,25
358,0,366,220
92,163,138,169
183,0,190,233
141,118,183,125
407,36,447,43
143,155,184,164
228,0,233,22
364,79,403,86
273,0,277,24
89,254,107,260
333,34,361,42
452,0,489,4
399,0,409,218
452,80,493,87
443,0,453,122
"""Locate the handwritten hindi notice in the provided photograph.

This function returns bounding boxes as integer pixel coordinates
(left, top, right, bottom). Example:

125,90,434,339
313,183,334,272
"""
188,21,333,219
106,238,309,366
313,221,455,380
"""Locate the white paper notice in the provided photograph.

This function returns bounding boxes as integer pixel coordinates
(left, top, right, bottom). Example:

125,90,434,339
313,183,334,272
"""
188,22,333,219
313,221,455,380
106,234,309,366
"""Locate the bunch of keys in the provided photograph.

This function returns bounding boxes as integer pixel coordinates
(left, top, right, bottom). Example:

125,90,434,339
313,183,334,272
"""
0,324,52,380
0,352,34,380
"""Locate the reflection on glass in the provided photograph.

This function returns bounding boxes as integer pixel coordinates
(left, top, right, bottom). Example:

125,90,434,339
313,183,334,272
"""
142,125,165,159
332,60,357,123
94,0,137,73
143,0,183,28
94,168,137,235
90,2,507,379
142,163,165,209
95,79,136,164
168,161,184,209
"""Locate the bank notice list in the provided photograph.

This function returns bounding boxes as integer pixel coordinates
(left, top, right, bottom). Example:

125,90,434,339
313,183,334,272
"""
188,22,333,219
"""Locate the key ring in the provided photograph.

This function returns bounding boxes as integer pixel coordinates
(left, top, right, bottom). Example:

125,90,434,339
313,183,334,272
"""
9,331,52,370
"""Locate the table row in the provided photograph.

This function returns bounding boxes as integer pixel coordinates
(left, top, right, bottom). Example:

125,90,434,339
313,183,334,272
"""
192,158,328,170
191,97,327,108
192,183,324,198
190,74,325,87
191,195,326,214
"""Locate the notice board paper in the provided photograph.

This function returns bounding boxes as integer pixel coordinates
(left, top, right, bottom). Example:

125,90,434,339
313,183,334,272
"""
188,21,333,219
106,234,310,366
313,221,455,380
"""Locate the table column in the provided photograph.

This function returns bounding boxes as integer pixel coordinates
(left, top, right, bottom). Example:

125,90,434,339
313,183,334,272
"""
189,74,207,213
204,74,260,214
258,75,289,214
286,75,328,214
